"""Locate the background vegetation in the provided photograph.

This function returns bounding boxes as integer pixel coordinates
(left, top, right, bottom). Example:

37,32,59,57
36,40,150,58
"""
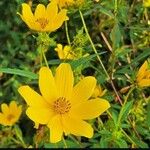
0,0,150,148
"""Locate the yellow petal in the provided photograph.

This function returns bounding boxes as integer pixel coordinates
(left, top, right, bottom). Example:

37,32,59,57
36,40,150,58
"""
34,4,46,19
138,79,150,87
21,3,34,21
62,115,93,138
18,86,48,108
55,44,64,59
26,107,54,124
55,63,74,100
46,1,58,20
71,77,96,104
48,115,63,143
39,67,57,103
52,9,68,31
0,113,6,125
70,98,110,120
9,101,20,116
137,61,148,82
1,104,9,115
21,3,36,29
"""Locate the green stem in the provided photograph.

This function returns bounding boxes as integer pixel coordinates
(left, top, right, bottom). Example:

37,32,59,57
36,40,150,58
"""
65,21,71,45
62,136,67,148
121,129,136,146
79,10,109,79
79,10,123,105
40,45,49,68
10,137,27,148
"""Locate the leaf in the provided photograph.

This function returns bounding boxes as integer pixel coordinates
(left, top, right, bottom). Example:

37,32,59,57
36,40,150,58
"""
70,52,106,70
116,139,128,148
118,101,133,123
131,136,149,148
14,125,24,144
44,139,80,148
110,22,122,50
0,68,38,79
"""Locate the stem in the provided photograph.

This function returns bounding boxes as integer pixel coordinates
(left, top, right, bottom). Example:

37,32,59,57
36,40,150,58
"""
65,21,71,45
68,135,82,148
62,136,67,148
41,45,49,68
10,137,27,148
79,10,109,79
121,129,136,146
79,10,122,105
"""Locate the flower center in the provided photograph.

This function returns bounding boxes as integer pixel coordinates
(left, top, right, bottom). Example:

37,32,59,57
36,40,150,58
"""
53,97,71,114
36,18,49,29
7,114,15,121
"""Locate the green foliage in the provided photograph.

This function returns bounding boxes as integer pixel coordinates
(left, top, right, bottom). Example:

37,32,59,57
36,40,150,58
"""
0,0,150,148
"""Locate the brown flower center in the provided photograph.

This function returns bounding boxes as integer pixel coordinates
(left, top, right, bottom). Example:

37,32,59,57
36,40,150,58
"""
36,18,49,29
53,97,71,114
7,114,15,121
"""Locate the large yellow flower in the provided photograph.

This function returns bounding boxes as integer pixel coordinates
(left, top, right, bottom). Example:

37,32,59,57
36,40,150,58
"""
18,0,68,32
136,60,150,87
18,63,110,143
0,101,22,126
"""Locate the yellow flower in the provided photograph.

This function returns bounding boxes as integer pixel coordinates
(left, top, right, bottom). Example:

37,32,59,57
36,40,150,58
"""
18,0,68,32
143,0,150,7
18,63,110,143
55,44,75,59
136,60,150,87
53,0,74,8
92,85,107,98
0,101,22,126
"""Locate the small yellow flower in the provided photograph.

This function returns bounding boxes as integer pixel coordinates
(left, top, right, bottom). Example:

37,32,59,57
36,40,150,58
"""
92,85,107,98
143,0,150,7
55,44,75,59
18,63,110,143
18,0,68,32
0,101,22,126
136,60,150,87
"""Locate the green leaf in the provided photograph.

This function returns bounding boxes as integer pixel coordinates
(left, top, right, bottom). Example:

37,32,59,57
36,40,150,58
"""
70,52,106,70
0,68,38,79
14,124,26,146
131,136,149,148
116,139,128,148
118,101,133,123
110,22,122,50
44,139,80,148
